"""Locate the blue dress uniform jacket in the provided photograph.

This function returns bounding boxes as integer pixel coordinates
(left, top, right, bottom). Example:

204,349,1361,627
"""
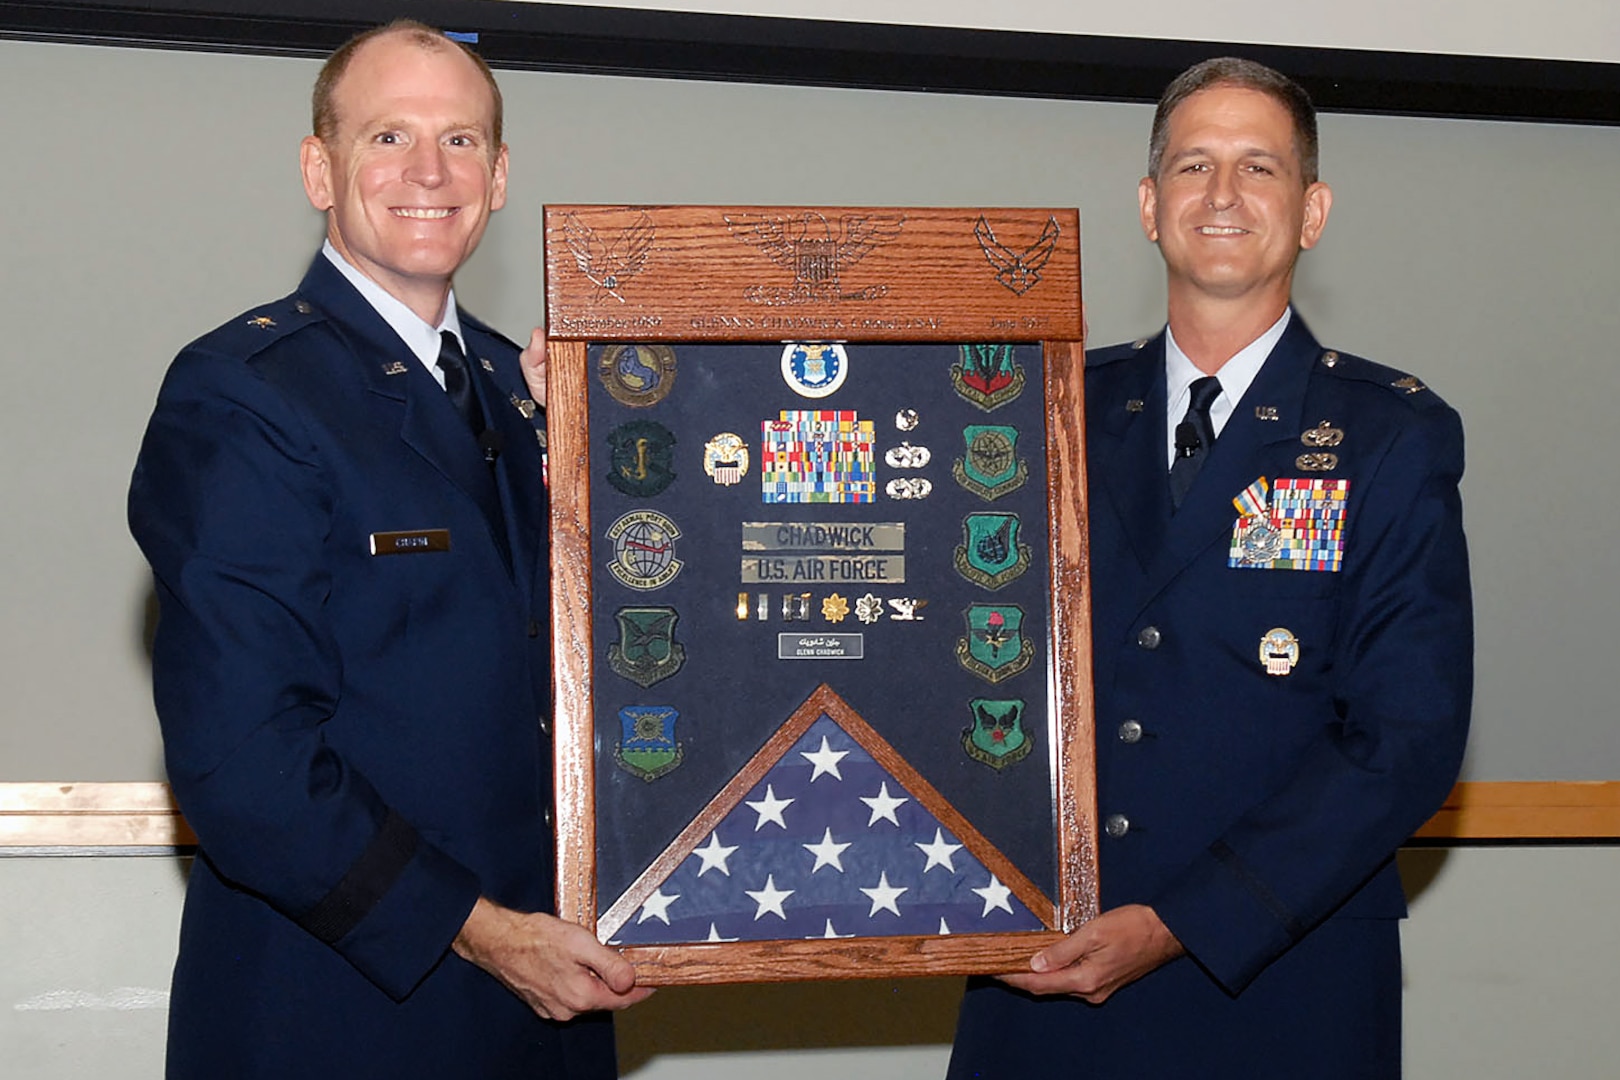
950,316,1472,1078
129,255,613,1079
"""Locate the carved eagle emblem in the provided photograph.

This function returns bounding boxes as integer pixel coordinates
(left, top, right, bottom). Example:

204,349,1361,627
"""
973,215,1061,296
724,211,905,302
562,211,656,303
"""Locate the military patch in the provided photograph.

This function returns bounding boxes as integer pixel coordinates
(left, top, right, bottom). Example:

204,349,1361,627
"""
606,510,683,590
884,442,931,468
962,698,1033,770
952,425,1028,501
607,607,686,688
703,433,749,485
1229,477,1350,572
598,344,677,407
605,420,676,497
955,604,1033,683
781,343,849,398
1259,628,1300,676
614,705,684,781
953,513,1032,590
950,344,1026,411
885,477,932,500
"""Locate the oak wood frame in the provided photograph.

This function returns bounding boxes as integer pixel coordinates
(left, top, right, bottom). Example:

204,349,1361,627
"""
543,204,1092,982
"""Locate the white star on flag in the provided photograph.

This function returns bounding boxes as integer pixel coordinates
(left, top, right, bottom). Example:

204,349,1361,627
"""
746,784,794,831
746,874,794,920
692,831,739,876
803,827,852,873
915,827,963,872
799,735,849,781
972,874,1014,917
860,781,909,827
637,888,680,925
860,870,908,917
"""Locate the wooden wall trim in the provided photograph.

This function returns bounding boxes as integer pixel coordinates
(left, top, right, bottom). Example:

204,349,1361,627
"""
2,781,1617,849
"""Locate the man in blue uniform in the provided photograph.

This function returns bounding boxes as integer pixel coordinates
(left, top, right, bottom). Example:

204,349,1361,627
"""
129,21,649,1078
950,57,1472,1078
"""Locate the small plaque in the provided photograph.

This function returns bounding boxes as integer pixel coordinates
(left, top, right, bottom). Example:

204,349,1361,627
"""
777,633,866,660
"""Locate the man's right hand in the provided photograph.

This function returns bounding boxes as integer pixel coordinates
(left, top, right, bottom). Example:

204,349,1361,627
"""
452,897,655,1020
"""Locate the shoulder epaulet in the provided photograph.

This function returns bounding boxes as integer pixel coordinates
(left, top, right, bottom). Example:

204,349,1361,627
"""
1315,347,1446,409
1086,335,1158,369
459,310,522,353
189,293,324,362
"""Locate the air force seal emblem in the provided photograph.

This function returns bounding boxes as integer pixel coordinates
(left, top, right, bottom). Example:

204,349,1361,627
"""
963,698,1032,770
607,607,686,688
956,604,1034,684
954,513,1032,590
614,705,684,781
606,420,676,497
953,425,1028,501
781,343,849,398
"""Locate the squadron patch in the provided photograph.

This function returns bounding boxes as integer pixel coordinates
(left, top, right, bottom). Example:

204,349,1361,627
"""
954,513,1032,590
950,344,1026,411
963,698,1033,770
956,604,1034,684
606,510,683,589
598,344,677,407
781,343,849,398
703,433,750,486
614,705,684,781
607,607,686,688
605,420,676,497
953,425,1028,501
1229,477,1350,572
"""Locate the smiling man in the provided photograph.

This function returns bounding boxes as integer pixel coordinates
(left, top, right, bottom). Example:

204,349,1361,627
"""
129,21,648,1079
949,58,1473,1078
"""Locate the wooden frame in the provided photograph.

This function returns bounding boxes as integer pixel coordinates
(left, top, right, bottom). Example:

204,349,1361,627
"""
543,204,1092,983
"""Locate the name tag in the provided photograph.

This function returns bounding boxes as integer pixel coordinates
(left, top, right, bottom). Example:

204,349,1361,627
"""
369,529,451,556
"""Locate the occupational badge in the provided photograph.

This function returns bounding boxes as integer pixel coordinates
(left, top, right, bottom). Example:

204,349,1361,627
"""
953,424,1028,501
613,705,684,781
1301,420,1343,448
1296,452,1339,471
895,408,920,431
956,604,1034,684
954,513,1032,590
597,343,677,407
606,510,683,590
509,393,538,420
854,593,885,624
950,344,1026,411
605,420,676,497
703,433,750,486
884,442,931,468
781,343,850,398
607,607,686,688
962,698,1033,770
885,478,932,500
1259,628,1300,676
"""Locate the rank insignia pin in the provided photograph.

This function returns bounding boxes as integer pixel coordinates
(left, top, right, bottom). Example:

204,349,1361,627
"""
822,593,850,623
954,513,1032,590
855,593,885,624
887,597,927,621
703,433,749,486
956,604,1034,684
950,343,1026,411
246,316,276,329
1259,628,1300,676
736,592,751,621
607,607,685,688
613,706,684,781
605,420,677,498
953,425,1028,501
782,593,812,621
1392,376,1426,394
963,698,1033,770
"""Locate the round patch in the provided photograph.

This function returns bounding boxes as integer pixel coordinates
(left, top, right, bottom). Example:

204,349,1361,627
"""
606,510,683,590
702,433,750,486
598,344,677,407
781,343,849,398
605,420,677,497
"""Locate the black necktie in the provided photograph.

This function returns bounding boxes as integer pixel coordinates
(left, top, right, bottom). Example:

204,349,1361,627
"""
436,330,483,437
1169,375,1222,508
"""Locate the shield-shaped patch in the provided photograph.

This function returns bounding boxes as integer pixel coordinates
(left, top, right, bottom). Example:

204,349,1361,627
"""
608,606,686,688
950,344,1026,411
614,705,684,781
955,603,1034,684
962,698,1032,769
953,512,1032,590
952,424,1028,501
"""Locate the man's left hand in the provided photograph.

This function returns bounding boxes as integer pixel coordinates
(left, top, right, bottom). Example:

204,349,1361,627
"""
998,904,1185,1004
519,327,547,409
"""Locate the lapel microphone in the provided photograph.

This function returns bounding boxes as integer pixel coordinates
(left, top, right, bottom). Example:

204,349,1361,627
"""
1174,421,1202,459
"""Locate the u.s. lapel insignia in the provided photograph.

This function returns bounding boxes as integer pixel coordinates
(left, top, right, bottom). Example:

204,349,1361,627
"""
781,343,849,398
950,344,1026,411
605,420,677,498
963,698,1033,770
598,344,677,407
1254,405,1280,422
952,425,1028,501
954,513,1031,590
246,315,276,329
380,361,409,376
614,705,684,781
1125,399,1145,413
607,607,685,687
1392,376,1426,394
956,604,1034,683
1301,420,1344,448
1259,628,1300,676
606,510,682,590
1296,452,1339,471
885,477,932,500
510,394,537,420
702,433,749,486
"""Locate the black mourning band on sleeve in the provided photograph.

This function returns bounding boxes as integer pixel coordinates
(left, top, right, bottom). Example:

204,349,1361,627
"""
296,809,420,945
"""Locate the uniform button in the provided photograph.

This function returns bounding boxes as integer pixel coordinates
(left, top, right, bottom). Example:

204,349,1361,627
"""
538,715,551,738
1321,350,1339,368
1118,719,1143,744
527,619,541,638
293,298,313,315
543,806,554,828
1136,625,1162,650
1104,814,1130,838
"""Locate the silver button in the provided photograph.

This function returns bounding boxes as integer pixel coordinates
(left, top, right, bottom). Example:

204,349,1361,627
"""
1131,338,1148,350
538,715,551,738
1104,814,1130,838
1118,719,1143,744
1137,625,1162,650
293,299,313,315
1321,350,1339,368
543,806,554,828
